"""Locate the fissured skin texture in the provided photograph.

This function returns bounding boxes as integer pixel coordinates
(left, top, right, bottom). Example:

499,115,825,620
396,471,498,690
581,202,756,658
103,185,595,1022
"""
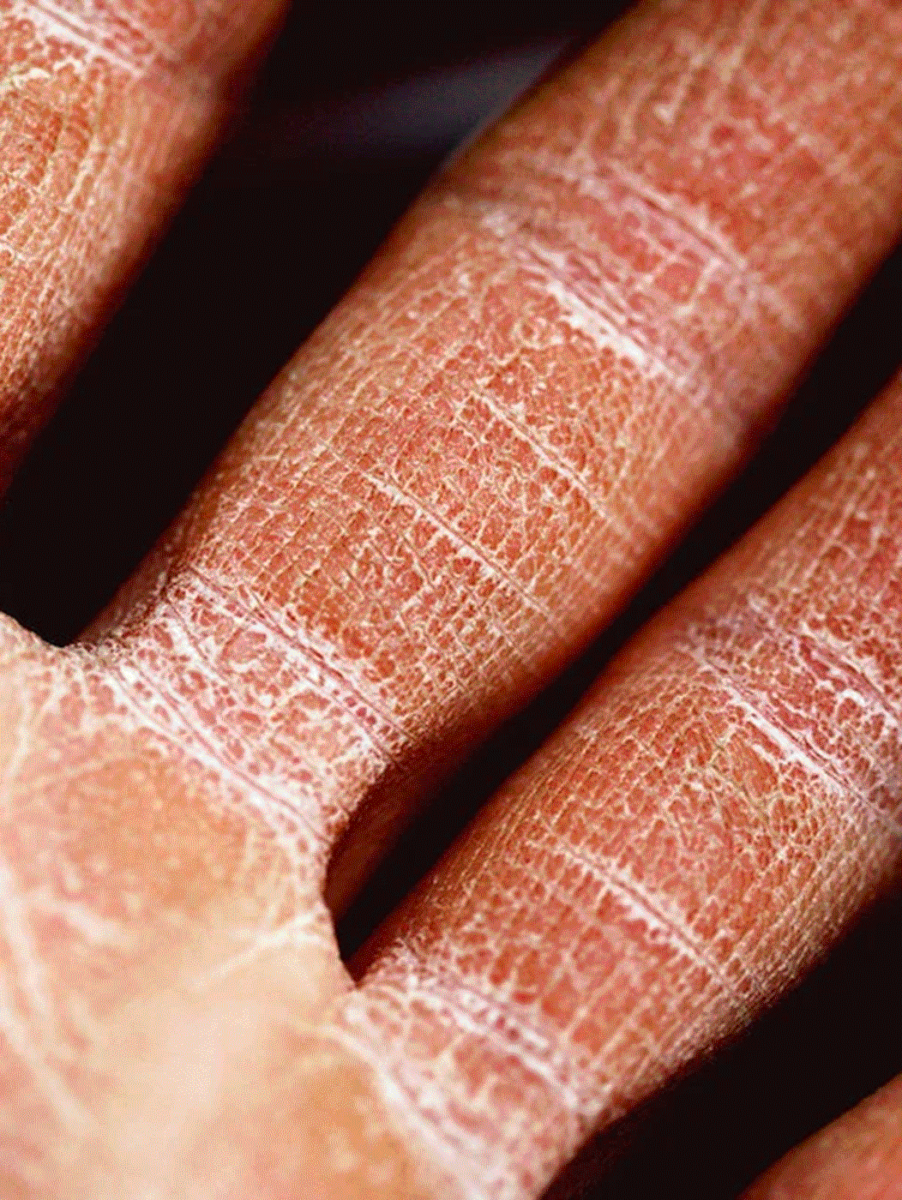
347,379,902,1198
2,1,902,1198
0,0,287,484
95,0,902,904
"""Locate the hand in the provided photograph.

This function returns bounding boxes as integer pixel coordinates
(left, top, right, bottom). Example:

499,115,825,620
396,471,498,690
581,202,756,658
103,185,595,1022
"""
1,2,900,1197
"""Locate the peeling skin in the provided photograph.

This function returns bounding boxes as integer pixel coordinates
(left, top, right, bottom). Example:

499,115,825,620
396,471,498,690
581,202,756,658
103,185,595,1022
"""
1,1,902,1198
92,0,902,894
0,0,288,484
350,378,902,1199
742,1073,902,1200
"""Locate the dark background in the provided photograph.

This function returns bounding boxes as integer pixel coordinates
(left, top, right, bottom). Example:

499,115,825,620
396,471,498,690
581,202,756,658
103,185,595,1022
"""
0,3,900,1196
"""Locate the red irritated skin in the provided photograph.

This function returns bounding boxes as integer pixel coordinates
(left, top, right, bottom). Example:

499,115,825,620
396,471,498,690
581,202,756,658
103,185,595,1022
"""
1,2,902,1199
346,374,902,1198
0,0,288,484
743,1075,902,1200
98,0,902,895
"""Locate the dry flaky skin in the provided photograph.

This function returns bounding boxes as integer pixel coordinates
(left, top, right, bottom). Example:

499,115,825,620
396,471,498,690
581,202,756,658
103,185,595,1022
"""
743,1074,902,1200
94,0,902,897
1,0,902,1197
0,0,288,484
349,377,902,1198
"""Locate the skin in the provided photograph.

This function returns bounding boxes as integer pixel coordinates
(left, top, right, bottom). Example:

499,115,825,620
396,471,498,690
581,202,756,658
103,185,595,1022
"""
743,1075,902,1200
351,373,902,1197
0,0,287,485
0,0,900,1196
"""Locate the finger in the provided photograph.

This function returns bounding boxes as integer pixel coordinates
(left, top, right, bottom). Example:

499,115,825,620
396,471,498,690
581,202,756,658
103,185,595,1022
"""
0,0,287,484
93,0,902,897
344,370,902,1200
743,1075,902,1200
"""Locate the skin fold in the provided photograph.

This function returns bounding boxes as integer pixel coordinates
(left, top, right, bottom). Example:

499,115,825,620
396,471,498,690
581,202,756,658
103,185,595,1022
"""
93,0,902,900
0,0,900,1197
